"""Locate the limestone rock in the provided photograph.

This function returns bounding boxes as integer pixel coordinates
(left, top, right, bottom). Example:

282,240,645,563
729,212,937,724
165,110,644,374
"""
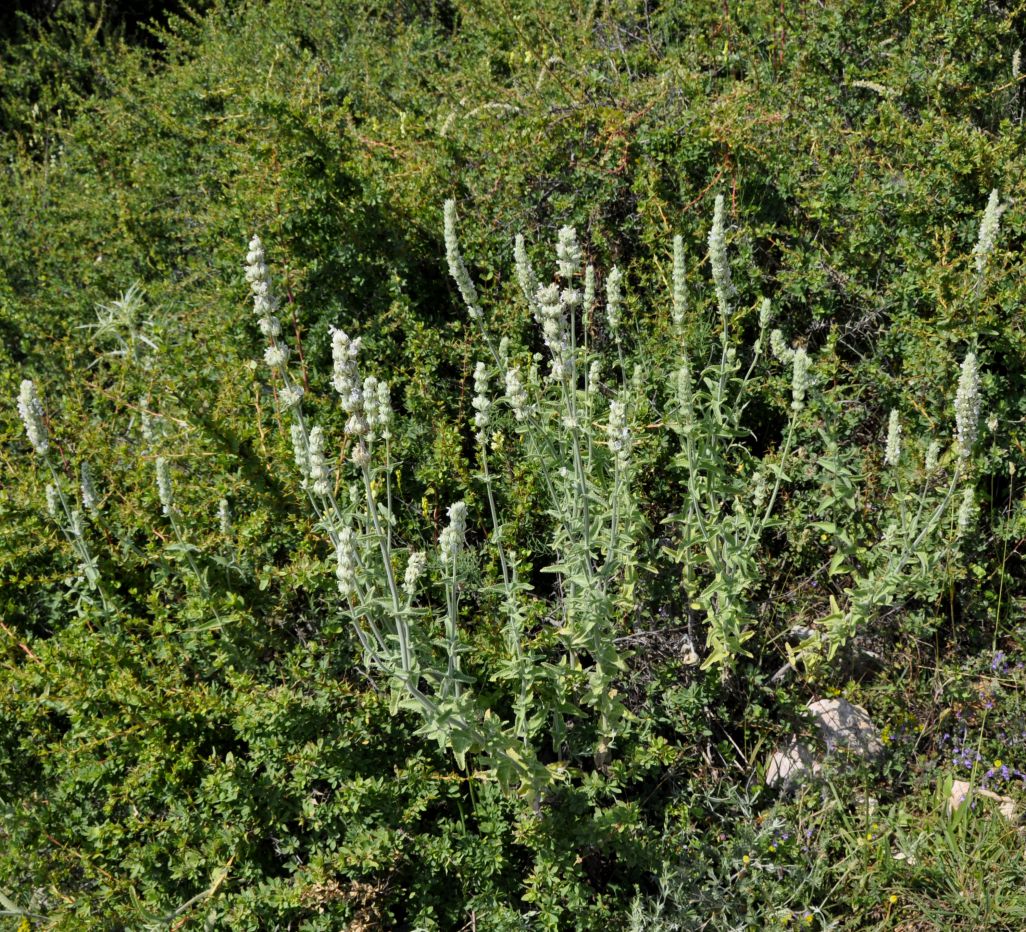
947,779,1017,821
765,698,884,790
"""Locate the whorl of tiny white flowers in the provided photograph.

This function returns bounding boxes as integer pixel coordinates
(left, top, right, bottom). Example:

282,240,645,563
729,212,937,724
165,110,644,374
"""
505,366,529,421
884,409,901,467
439,500,468,565
80,462,99,512
472,360,491,441
973,189,1003,279
708,194,733,316
156,457,174,515
218,498,231,536
291,423,309,477
535,283,568,379
957,486,975,534
672,235,687,330
70,509,84,540
17,379,48,455
925,440,941,473
307,426,332,496
258,315,282,338
279,384,305,410
770,329,795,364
555,225,582,282
605,265,623,336
954,351,981,459
1014,48,1022,80
607,397,630,465
335,526,357,598
584,264,596,312
758,297,773,332
514,234,540,311
45,484,61,520
263,344,290,370
245,235,279,321
587,360,602,397
443,199,483,320
404,550,427,598
331,328,361,403
791,347,811,410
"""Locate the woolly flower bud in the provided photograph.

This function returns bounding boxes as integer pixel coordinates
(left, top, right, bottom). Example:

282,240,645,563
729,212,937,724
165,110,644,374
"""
335,526,357,598
676,359,694,426
307,426,332,496
672,235,687,330
264,344,289,370
140,398,159,445
505,366,529,421
472,361,491,438
583,264,596,312
955,351,981,459
443,199,483,320
957,486,975,534
46,484,61,520
925,440,941,473
556,225,582,282
606,266,623,335
973,189,1003,278
758,297,773,331
80,462,99,512
884,409,901,467
791,347,811,411
751,471,767,511
1014,48,1022,81
770,329,794,364
439,500,468,565
587,360,602,397
291,423,309,477
514,234,540,309
218,498,231,536
17,379,48,455
404,550,427,598
331,329,362,411
156,457,174,515
376,380,393,440
363,375,380,441
535,283,568,379
70,509,84,540
607,398,630,463
708,194,733,316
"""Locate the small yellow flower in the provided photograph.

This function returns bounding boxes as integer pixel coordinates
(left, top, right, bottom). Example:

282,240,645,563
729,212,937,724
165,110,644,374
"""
742,854,750,865
889,894,898,905
994,759,1003,768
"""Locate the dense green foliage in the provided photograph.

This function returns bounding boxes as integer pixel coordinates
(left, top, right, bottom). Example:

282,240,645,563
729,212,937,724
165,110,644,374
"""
2,0,1026,928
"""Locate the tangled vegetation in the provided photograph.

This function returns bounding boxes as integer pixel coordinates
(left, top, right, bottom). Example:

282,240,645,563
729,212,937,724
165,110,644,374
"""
2,1,1026,928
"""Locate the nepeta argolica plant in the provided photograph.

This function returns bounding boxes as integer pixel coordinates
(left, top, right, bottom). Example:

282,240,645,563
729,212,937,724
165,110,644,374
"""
243,192,992,791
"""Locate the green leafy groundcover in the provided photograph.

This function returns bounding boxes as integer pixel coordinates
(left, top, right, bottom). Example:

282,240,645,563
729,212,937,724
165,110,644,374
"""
2,0,1026,928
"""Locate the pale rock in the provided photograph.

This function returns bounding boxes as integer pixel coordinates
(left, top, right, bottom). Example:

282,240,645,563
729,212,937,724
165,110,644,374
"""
947,779,1017,822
